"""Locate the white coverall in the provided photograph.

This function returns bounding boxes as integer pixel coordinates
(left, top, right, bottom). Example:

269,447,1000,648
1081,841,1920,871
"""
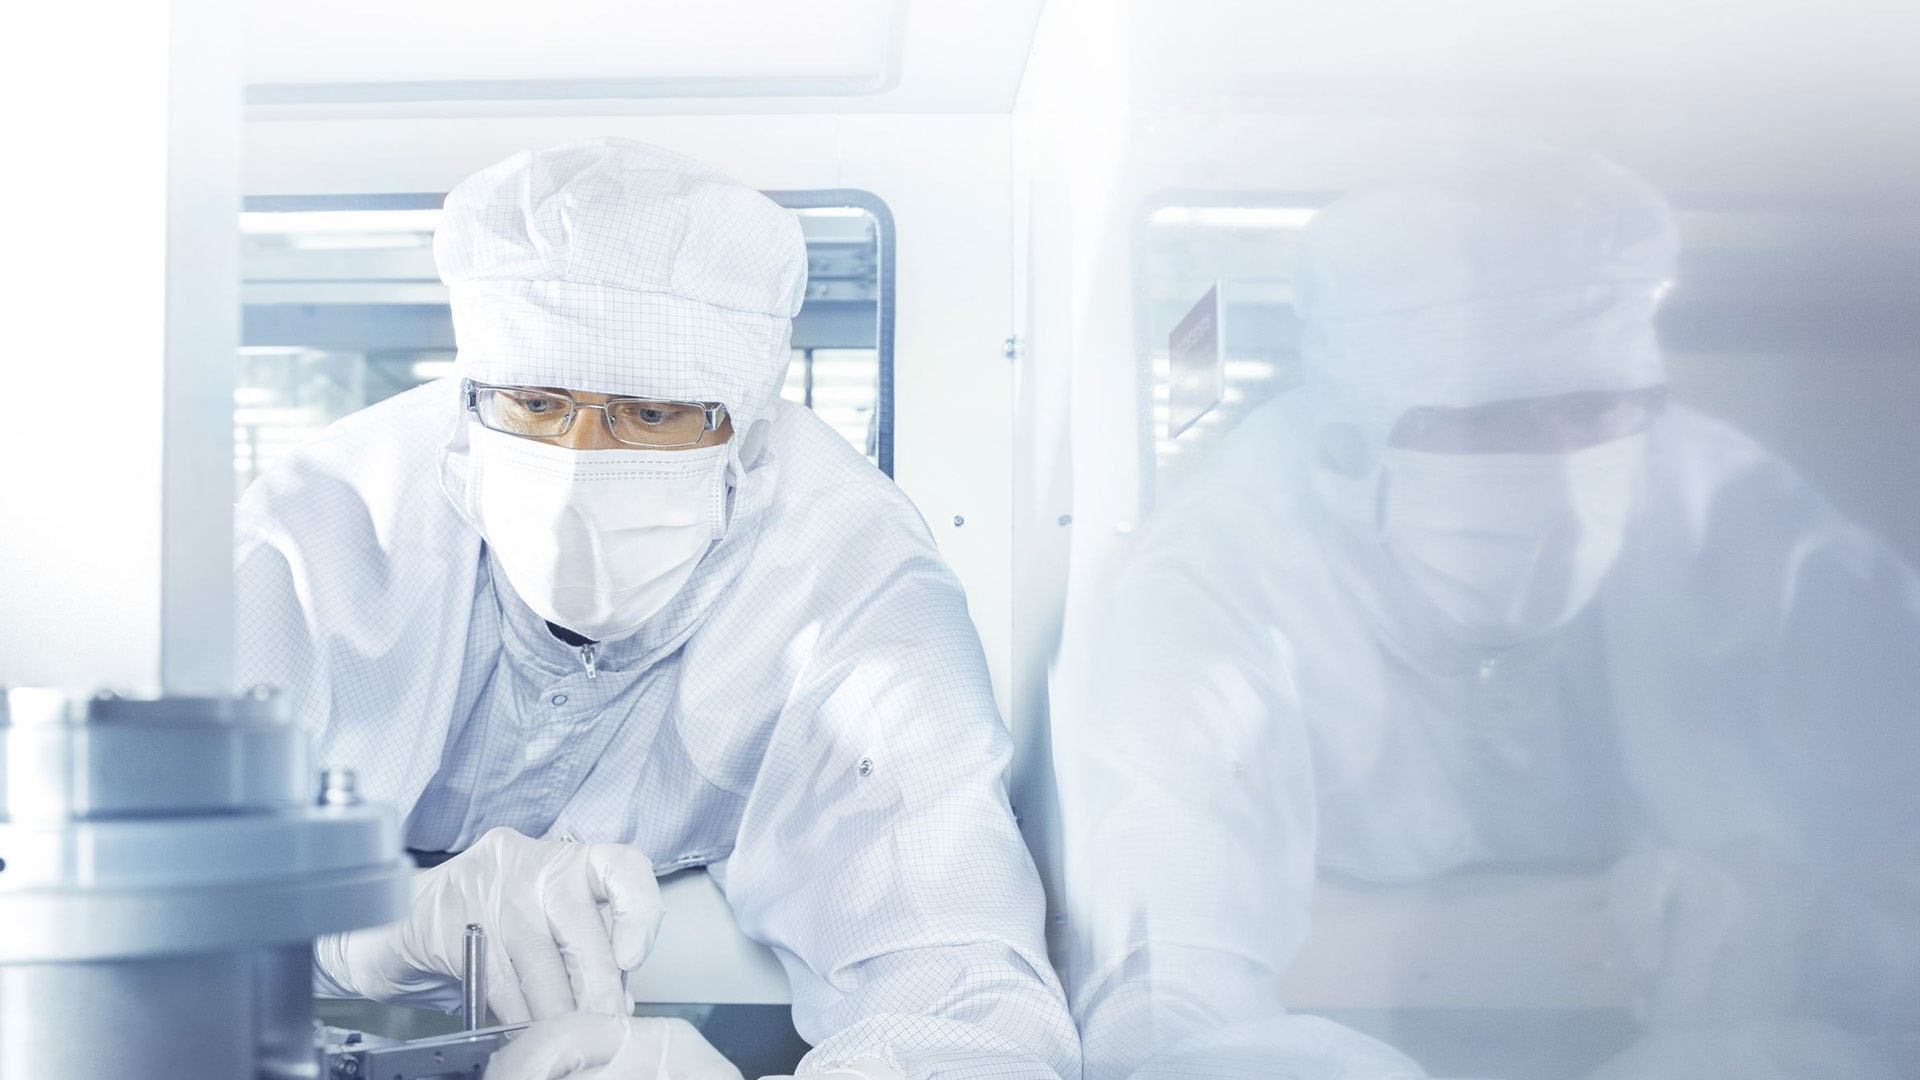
236,138,1079,1080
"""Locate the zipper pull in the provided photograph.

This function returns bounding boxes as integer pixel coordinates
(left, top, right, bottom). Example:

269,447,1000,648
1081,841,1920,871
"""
580,642,598,679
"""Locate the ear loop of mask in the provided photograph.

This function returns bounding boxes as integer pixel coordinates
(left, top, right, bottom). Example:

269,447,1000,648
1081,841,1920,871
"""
706,444,732,541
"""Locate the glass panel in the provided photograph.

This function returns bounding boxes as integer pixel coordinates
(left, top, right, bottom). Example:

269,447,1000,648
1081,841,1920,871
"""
235,195,888,498
809,349,882,458
1136,203,1315,511
1132,197,1920,566
1046,146,1920,1080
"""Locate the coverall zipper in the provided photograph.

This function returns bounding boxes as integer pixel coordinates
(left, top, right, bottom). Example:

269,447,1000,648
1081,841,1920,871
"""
579,642,597,679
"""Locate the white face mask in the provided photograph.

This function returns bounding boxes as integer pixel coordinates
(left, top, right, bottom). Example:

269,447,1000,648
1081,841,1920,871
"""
464,424,730,641
1377,434,1646,647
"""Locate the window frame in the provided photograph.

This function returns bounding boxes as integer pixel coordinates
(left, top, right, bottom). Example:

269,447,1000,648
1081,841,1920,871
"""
241,188,897,476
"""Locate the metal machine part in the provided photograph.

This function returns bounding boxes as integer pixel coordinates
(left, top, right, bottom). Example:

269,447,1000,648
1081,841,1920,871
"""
319,1021,529,1080
463,923,488,1032
321,928,521,1080
313,920,518,1077
0,687,412,1080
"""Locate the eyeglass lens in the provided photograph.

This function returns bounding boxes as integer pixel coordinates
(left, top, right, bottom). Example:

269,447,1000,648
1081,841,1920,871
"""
474,387,710,446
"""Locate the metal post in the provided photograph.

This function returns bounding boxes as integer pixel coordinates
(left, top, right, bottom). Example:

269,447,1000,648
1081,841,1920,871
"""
462,924,486,1031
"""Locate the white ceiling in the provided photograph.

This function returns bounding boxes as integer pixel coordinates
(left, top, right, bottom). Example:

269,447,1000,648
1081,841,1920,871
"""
245,0,1049,115
242,0,1915,122
1129,0,1920,111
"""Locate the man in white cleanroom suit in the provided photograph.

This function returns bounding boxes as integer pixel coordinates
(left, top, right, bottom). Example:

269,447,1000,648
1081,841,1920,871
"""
236,138,1080,1080
1052,147,1919,1079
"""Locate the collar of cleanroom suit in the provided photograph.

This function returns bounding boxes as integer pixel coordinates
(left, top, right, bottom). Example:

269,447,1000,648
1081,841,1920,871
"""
233,137,1079,1080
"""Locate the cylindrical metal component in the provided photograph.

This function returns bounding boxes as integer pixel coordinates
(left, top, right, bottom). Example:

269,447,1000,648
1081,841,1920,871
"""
463,923,487,1031
0,952,257,1078
255,944,325,1080
319,766,362,807
0,688,411,1080
1,688,310,823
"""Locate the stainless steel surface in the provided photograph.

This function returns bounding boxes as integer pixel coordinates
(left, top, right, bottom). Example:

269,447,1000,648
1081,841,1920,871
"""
0,688,411,1080
462,923,486,1032
257,945,325,1080
1,687,308,823
0,953,257,1078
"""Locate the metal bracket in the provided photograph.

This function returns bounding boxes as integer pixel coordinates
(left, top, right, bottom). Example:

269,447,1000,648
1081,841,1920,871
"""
320,1022,529,1080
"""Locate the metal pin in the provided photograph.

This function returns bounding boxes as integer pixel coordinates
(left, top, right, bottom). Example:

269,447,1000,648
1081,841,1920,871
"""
462,923,486,1031
317,767,361,807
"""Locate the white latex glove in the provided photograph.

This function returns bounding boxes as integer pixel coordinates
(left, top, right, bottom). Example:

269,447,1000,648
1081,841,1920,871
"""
316,826,665,1022
1605,847,1804,1027
484,1014,743,1080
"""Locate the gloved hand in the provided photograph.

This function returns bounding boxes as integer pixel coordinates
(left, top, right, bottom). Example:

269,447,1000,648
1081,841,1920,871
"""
315,826,665,1022
483,1014,743,1080
1605,847,1805,1028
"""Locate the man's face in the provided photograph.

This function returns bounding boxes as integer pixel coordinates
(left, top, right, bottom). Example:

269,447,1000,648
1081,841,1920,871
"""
1371,386,1664,646
470,383,734,451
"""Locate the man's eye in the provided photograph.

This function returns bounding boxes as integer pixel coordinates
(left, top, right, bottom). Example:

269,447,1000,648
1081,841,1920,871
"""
511,394,557,414
636,408,670,425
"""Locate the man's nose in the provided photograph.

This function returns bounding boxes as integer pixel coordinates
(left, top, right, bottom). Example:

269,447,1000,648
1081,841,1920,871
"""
555,405,624,451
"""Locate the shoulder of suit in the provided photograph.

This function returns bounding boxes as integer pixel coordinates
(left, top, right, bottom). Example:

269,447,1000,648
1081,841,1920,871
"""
757,399,920,518
237,379,463,533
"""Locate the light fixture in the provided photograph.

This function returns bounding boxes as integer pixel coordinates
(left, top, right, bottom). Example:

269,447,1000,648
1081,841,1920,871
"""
1148,206,1317,230
240,209,443,235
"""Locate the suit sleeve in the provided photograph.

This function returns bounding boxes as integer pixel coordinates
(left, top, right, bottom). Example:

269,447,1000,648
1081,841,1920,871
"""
719,510,1081,1080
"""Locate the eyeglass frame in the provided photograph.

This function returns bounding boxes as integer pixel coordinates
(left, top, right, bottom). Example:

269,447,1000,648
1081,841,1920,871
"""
1385,386,1669,455
462,378,728,449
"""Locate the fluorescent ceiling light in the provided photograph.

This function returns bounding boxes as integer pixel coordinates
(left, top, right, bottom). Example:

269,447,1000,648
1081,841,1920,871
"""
1149,206,1318,230
240,210,443,235
286,233,433,251
1223,360,1277,380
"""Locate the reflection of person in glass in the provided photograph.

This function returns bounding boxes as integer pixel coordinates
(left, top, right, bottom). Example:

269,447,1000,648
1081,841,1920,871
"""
1053,147,1919,1079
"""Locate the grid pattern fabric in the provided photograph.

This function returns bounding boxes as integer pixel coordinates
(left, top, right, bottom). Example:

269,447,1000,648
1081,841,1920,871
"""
435,138,808,429
235,380,1079,1080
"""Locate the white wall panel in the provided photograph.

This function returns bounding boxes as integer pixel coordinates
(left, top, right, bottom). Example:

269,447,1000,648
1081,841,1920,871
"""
0,0,240,696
